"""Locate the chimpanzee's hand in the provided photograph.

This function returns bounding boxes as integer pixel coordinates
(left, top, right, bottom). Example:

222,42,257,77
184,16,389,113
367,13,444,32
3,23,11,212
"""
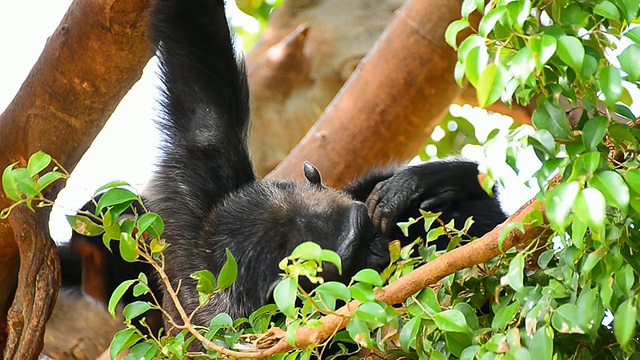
365,161,483,236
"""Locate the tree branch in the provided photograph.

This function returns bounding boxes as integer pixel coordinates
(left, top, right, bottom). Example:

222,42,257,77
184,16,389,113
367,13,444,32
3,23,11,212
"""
267,0,468,187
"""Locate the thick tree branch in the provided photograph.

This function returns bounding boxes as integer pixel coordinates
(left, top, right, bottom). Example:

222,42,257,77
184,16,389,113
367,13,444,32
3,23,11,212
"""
267,0,468,187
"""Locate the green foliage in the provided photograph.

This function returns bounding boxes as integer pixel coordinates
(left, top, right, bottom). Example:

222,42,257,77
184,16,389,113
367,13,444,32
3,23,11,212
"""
441,0,640,358
234,0,283,50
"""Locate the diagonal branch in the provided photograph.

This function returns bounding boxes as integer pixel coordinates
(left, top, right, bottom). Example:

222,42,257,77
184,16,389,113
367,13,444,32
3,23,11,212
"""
253,194,550,357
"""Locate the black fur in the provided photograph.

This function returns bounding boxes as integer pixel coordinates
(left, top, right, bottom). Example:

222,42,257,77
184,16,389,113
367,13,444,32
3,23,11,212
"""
144,0,507,331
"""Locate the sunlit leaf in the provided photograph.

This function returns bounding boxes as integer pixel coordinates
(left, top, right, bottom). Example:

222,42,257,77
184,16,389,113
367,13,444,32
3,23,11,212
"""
556,35,584,72
598,66,622,107
618,44,640,82
27,151,51,176
273,277,298,319
588,170,629,211
477,63,507,108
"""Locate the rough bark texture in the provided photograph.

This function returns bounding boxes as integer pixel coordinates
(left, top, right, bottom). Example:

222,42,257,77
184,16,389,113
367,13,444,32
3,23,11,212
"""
266,0,468,187
4,207,60,360
0,0,152,356
246,0,405,177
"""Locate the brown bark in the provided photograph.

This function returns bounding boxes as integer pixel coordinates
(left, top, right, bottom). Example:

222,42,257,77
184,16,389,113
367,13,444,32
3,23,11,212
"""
266,0,468,187
4,207,60,359
246,0,405,177
0,0,152,355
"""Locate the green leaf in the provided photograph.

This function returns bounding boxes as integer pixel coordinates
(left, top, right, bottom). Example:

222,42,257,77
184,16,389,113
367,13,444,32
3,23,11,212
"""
507,0,531,30
191,270,216,303
510,47,536,86
97,188,138,213
108,280,135,318
478,6,506,37
27,151,52,176
355,302,387,326
95,180,131,193
551,303,583,333
352,269,383,287
556,35,585,72
119,232,138,262
36,171,65,192
109,328,142,360
530,35,557,71
127,342,158,360
350,282,375,303
530,326,553,360
13,168,38,198
290,241,322,260
461,0,478,18
624,27,640,45
411,287,441,316
399,316,420,352
574,188,606,234
217,248,238,290
465,45,489,88
137,212,164,238
545,181,580,229
582,116,607,151
618,45,640,82
477,63,507,108
532,101,571,140
319,249,342,275
273,277,298,318
2,163,20,201
123,301,151,320
598,66,623,107
492,302,519,331
458,35,487,62
613,298,637,346
434,309,469,333
66,215,104,236
445,19,470,49
506,253,524,292
582,54,598,78
588,170,629,211
594,1,620,20
314,282,351,302
528,129,556,156
571,219,587,249
346,318,372,348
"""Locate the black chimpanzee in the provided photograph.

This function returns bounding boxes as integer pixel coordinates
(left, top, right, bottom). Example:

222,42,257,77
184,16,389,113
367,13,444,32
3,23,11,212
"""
143,0,506,335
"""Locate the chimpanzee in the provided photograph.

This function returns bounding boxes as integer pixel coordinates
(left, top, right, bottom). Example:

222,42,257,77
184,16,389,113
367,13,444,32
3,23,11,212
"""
143,0,506,338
